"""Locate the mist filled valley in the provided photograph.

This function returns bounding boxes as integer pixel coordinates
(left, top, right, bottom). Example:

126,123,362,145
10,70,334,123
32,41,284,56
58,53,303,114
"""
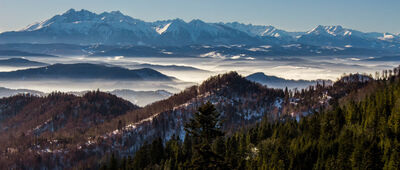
0,54,398,106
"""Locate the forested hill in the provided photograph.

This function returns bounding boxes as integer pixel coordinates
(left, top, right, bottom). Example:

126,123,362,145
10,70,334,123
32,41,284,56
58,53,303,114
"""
0,69,392,169
0,91,138,168
103,67,400,170
0,72,284,168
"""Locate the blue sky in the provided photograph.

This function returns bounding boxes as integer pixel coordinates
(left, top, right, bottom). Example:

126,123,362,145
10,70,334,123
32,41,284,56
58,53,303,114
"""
0,0,398,33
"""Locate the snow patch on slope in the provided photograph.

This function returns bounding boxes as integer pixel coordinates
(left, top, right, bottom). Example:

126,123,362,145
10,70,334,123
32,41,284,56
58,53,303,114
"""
156,23,172,35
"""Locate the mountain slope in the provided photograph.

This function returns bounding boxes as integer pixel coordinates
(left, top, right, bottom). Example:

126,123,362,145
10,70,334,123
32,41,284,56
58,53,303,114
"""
0,72,285,168
120,67,400,170
0,63,174,81
69,72,372,168
0,91,139,169
91,71,376,169
0,91,138,134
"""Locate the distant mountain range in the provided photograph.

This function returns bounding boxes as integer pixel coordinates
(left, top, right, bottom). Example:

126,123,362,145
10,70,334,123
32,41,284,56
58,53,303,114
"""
109,89,172,106
0,87,45,98
0,63,174,81
0,9,399,52
0,50,56,57
0,43,85,56
129,63,210,72
246,72,332,89
0,86,171,106
0,58,48,67
66,89,172,106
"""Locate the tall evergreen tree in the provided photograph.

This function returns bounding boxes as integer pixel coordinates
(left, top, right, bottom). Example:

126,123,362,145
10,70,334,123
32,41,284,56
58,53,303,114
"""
184,101,226,169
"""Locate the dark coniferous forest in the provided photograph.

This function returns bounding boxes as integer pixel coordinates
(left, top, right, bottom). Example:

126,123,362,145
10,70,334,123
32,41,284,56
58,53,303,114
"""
101,68,400,170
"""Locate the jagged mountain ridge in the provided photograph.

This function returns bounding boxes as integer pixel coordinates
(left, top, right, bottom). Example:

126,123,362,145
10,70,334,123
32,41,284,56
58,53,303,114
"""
0,9,399,50
298,25,400,49
223,22,305,41
0,9,260,46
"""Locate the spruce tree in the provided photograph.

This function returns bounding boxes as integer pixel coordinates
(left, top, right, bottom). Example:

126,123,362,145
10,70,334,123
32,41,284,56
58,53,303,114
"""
184,101,226,169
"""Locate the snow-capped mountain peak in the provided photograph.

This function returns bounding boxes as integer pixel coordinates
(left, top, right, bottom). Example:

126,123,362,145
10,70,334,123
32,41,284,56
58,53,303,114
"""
307,25,346,36
57,8,98,22
304,25,400,41
20,8,147,32
64,8,78,14
153,18,188,34
3,9,399,48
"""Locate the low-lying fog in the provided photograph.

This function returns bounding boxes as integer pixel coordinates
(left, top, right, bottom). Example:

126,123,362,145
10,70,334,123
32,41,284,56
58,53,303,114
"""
0,79,190,94
0,55,398,105
24,55,399,81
